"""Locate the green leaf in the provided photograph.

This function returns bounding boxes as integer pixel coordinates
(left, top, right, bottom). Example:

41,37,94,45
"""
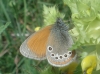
40,66,60,74
21,59,39,74
0,22,10,34
96,45,100,57
43,5,65,26
93,70,100,74
74,63,82,74
96,45,100,70
64,0,100,46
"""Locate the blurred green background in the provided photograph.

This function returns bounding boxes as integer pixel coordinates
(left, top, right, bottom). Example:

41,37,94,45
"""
0,0,71,74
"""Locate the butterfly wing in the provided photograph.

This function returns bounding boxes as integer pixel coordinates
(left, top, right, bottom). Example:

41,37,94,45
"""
46,30,77,67
46,18,77,67
20,25,52,60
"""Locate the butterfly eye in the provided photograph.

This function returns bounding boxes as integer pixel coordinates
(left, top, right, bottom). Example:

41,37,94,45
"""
64,53,67,58
48,46,53,52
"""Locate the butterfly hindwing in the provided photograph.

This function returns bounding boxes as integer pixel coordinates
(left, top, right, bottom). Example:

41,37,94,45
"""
46,18,77,67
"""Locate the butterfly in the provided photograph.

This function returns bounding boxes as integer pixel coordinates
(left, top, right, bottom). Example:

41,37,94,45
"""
20,18,77,67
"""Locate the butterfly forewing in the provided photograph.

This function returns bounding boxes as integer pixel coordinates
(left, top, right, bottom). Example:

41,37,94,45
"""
20,25,52,60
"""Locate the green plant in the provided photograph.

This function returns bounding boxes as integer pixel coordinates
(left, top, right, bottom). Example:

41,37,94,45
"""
0,0,100,74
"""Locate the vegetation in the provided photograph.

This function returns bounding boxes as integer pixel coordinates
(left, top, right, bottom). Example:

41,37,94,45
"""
0,0,100,74
0,0,70,74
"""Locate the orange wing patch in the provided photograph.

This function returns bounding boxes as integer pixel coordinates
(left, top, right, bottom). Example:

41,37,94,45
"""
27,25,52,58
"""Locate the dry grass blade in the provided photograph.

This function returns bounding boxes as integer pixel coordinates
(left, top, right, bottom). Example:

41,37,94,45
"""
0,49,9,57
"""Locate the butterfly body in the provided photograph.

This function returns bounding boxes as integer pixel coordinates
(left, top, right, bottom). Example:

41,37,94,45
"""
20,18,77,67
